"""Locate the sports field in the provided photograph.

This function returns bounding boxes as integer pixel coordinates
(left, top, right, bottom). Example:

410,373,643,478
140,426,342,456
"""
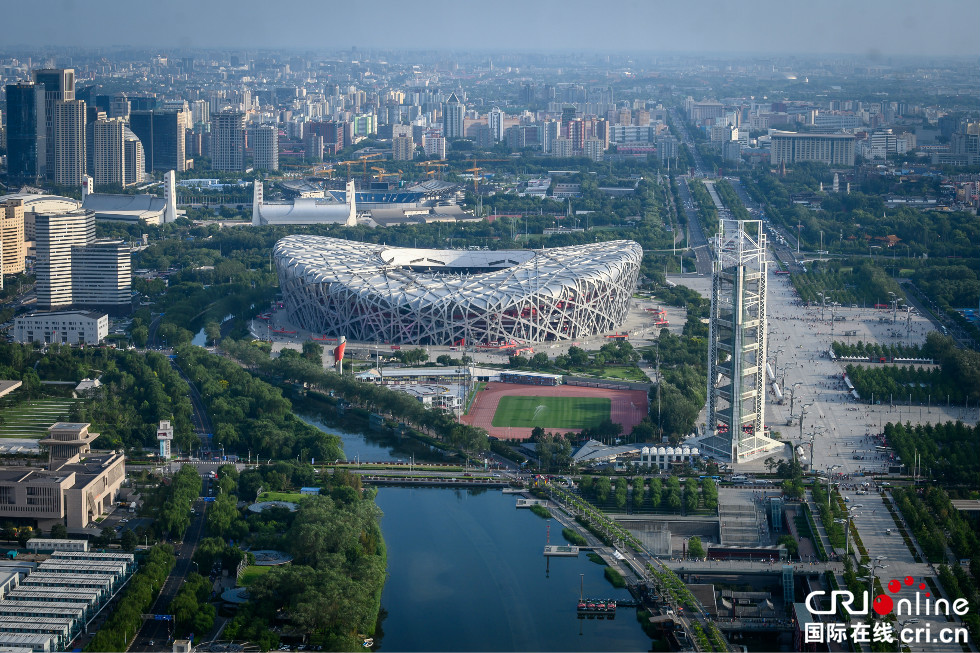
491,396,610,429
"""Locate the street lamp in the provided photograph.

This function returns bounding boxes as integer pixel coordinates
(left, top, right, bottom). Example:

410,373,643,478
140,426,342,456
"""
799,403,815,443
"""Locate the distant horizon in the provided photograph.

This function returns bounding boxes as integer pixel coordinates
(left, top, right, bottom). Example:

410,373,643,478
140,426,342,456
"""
2,0,978,59
1,45,978,63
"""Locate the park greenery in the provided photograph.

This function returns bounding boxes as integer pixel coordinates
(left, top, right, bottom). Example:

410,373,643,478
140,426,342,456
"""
0,343,199,453
741,163,980,259
219,339,489,454
891,486,979,566
713,179,751,222
831,340,926,360
884,421,979,489
84,545,176,652
845,333,980,406
687,179,719,236
790,259,905,306
506,339,646,382
222,470,385,651
641,305,709,441
175,344,345,462
143,466,202,540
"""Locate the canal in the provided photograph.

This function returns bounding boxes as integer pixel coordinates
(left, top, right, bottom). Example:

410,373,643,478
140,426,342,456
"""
374,487,654,652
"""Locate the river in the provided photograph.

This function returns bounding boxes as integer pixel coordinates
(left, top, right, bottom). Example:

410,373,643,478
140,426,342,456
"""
297,416,654,651
296,413,449,464
374,487,654,652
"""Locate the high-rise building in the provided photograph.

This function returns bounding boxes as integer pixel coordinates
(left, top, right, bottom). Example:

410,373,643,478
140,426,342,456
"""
92,117,144,187
583,139,604,162
71,240,132,310
32,69,74,181
392,135,414,161
109,95,130,120
540,120,560,154
703,219,781,463
488,107,504,142
190,99,209,125
443,92,464,139
35,209,95,309
34,208,131,314
53,99,87,186
210,112,246,171
124,129,145,186
128,110,187,173
0,199,26,276
4,82,46,183
250,124,279,171
422,133,446,159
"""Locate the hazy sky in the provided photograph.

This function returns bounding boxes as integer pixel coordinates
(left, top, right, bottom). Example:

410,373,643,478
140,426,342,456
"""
3,0,978,58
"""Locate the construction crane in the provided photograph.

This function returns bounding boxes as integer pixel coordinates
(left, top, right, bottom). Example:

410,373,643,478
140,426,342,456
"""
465,166,483,192
337,152,384,180
312,164,334,178
419,161,449,179
371,166,401,181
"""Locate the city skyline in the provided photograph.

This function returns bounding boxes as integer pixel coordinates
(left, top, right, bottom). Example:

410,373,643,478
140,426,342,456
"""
1,0,978,58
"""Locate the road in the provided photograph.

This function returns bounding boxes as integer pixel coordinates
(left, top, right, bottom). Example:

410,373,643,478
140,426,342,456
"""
129,479,210,652
169,358,215,457
676,176,714,275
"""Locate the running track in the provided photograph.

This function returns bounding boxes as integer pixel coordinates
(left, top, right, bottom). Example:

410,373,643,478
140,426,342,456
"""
462,382,649,440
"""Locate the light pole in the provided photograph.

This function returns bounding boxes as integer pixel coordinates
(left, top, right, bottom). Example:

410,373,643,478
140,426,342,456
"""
865,557,887,606
799,403,814,444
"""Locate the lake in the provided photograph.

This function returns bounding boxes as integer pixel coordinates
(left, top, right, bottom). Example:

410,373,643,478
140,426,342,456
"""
374,487,654,652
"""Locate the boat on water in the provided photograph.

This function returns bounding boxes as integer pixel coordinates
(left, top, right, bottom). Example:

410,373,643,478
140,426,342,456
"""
577,598,617,613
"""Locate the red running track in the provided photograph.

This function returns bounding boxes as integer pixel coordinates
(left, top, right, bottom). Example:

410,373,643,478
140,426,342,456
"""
462,382,649,440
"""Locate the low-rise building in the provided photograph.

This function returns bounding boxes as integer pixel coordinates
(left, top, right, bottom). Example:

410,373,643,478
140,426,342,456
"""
13,311,107,346
0,423,125,530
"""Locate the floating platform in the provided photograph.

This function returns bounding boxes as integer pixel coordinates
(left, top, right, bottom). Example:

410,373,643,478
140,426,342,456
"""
516,498,547,508
502,488,526,494
544,545,580,557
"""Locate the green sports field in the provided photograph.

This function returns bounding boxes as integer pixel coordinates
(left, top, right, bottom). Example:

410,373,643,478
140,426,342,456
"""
491,396,611,429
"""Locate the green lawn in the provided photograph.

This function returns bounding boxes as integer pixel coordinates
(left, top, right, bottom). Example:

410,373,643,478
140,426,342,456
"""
491,396,610,429
238,565,273,587
257,491,308,503
0,399,80,439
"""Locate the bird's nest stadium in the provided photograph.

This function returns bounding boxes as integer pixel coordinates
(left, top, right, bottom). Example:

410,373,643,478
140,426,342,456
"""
274,236,642,346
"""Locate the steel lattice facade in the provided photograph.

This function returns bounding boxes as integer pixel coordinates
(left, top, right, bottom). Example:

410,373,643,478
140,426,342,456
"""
274,235,642,345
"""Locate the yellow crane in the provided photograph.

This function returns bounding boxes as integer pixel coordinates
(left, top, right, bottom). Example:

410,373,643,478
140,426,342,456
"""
371,166,401,181
465,166,483,192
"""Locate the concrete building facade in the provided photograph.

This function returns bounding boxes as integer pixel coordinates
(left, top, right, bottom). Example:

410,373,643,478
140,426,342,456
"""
53,100,86,186
210,112,246,171
13,311,108,346
770,131,855,166
0,200,26,276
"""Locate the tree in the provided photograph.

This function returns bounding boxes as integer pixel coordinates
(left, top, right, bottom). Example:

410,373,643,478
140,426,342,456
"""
50,523,68,539
302,341,323,365
95,527,115,548
688,536,706,559
204,321,221,346
777,534,799,558
121,529,138,552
